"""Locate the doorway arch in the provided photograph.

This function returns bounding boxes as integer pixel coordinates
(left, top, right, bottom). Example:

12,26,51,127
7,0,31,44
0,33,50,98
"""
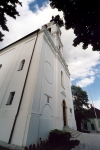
62,100,67,127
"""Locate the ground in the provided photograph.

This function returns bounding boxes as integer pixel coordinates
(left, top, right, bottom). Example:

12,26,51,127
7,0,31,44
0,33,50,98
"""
72,133,100,150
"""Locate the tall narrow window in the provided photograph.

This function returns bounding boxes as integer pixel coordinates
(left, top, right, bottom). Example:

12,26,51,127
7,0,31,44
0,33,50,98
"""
61,71,64,87
6,92,15,105
0,64,2,68
18,59,25,71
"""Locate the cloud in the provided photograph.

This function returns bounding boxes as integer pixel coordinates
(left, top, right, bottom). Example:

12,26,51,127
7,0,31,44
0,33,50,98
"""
0,0,100,115
0,0,63,49
61,27,100,87
0,1,100,88
76,76,95,87
93,100,100,110
61,28,99,73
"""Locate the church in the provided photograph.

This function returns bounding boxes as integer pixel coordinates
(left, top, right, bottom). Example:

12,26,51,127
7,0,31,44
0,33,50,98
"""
0,21,76,147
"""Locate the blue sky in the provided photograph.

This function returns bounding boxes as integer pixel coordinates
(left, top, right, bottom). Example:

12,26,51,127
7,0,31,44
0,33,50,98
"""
72,62,100,103
84,78,100,102
72,76,100,103
0,0,100,109
29,0,48,11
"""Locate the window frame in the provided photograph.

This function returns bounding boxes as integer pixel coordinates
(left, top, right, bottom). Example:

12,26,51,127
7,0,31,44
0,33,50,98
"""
91,123,95,130
6,92,15,105
61,71,64,88
18,59,25,71
0,64,2,68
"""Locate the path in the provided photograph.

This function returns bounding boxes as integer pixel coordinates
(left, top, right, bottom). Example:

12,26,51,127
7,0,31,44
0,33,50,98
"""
72,133,100,150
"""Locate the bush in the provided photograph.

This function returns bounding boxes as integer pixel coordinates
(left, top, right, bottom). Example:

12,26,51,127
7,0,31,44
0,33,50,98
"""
68,140,80,148
49,129,71,145
36,129,80,150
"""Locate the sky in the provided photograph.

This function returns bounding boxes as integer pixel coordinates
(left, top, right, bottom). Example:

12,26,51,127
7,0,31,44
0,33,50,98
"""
0,0,100,109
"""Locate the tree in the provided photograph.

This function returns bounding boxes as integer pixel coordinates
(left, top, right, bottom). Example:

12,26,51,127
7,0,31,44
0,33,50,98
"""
0,0,22,41
50,15,64,27
71,85,89,131
49,0,100,51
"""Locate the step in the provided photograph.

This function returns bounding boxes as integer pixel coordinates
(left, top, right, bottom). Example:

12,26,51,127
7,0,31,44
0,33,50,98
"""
71,130,79,135
72,132,82,138
63,127,74,132
63,127,82,138
64,128,73,131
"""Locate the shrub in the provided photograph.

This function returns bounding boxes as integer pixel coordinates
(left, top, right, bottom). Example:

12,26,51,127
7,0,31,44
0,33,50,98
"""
48,129,71,145
36,129,80,150
68,140,80,149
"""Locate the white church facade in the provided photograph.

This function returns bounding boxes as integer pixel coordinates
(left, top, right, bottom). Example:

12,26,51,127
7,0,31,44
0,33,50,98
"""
0,22,76,147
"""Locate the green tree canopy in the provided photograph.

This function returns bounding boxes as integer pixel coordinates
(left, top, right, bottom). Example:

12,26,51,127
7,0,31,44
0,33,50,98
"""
50,15,64,27
0,0,22,41
71,85,89,131
49,0,100,51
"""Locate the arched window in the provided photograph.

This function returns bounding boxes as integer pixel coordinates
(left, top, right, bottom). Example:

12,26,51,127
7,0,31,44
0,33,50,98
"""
6,92,15,105
0,64,2,68
18,59,25,71
61,71,64,87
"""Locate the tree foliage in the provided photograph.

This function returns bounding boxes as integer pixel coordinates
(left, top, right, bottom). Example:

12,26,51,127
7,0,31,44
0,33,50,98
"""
50,15,64,27
0,0,22,41
49,0,100,51
71,85,89,131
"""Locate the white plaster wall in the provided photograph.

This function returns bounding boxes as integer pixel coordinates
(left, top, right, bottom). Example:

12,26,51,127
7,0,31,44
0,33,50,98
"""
26,35,55,146
20,33,45,146
11,33,45,147
26,24,76,146
55,51,76,130
38,40,55,141
0,34,37,145
11,37,38,146
0,22,76,147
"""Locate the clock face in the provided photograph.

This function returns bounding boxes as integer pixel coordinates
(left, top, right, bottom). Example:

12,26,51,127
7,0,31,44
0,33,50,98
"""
44,62,53,84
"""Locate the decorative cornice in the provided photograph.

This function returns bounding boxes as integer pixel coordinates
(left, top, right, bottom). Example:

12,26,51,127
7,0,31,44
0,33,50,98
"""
43,34,56,56
57,49,70,77
41,26,70,77
56,33,63,48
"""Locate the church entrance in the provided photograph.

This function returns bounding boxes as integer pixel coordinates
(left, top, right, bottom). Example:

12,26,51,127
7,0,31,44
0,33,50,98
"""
62,100,67,126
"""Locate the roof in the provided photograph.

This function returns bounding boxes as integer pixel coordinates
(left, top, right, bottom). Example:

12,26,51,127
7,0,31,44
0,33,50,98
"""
88,107,100,118
0,29,40,52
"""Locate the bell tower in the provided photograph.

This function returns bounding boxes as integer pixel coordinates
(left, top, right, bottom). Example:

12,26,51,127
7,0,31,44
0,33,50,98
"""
42,21,63,56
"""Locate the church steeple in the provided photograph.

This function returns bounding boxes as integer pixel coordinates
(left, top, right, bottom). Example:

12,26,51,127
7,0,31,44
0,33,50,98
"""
42,20,63,56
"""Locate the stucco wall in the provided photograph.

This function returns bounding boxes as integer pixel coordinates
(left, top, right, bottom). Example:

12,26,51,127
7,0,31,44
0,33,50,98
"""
0,22,76,147
0,34,37,145
85,118,100,132
26,24,76,146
